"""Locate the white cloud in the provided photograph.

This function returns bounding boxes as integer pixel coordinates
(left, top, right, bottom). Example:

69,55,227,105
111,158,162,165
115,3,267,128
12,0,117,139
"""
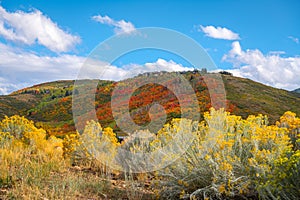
0,77,25,94
117,59,193,80
199,25,240,40
288,36,299,44
223,41,300,90
143,58,192,72
0,40,193,94
0,42,85,94
92,15,136,35
82,58,193,81
0,6,80,53
269,51,286,55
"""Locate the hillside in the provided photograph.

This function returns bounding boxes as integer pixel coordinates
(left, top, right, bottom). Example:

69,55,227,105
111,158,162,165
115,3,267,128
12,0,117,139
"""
0,71,299,136
223,75,300,122
292,88,300,97
293,88,300,93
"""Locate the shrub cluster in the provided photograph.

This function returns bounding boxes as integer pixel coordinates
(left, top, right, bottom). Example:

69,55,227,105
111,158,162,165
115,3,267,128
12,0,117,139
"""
1,109,299,199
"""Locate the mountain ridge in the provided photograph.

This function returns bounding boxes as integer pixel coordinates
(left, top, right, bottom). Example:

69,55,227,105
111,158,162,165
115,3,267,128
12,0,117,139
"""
292,88,300,94
1,71,299,135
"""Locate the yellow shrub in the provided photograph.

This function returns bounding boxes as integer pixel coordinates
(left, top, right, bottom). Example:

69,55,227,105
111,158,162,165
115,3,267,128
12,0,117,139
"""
277,111,300,150
0,115,64,159
154,108,292,199
0,115,65,189
0,115,40,139
63,132,81,159
75,120,120,173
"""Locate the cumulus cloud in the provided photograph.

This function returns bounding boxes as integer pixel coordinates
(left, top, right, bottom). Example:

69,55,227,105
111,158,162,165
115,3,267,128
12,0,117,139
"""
0,42,85,94
223,41,300,90
82,58,193,81
123,59,192,76
92,15,136,35
0,41,193,94
0,6,80,53
199,25,240,40
0,77,25,95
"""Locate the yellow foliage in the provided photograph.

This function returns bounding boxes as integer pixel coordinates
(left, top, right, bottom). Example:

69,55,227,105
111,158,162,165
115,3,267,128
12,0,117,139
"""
1,110,299,199
0,115,40,139
277,111,300,150
0,115,64,159
154,108,294,199
0,115,66,195
63,132,81,159
75,120,120,173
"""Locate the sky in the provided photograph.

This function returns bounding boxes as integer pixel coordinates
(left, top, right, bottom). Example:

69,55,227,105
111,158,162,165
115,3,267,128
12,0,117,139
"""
0,0,299,94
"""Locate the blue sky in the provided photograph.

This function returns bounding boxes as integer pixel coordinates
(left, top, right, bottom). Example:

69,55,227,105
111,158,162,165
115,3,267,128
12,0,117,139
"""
0,0,299,94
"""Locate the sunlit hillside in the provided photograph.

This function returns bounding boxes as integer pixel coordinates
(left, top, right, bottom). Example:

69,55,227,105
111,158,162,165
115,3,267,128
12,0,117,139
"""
0,71,299,136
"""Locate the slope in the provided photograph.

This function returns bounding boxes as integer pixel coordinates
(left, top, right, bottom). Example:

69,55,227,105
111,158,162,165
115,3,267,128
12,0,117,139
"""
0,71,299,135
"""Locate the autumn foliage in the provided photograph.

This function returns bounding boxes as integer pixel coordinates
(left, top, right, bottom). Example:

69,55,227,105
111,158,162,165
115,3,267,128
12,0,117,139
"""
0,109,299,199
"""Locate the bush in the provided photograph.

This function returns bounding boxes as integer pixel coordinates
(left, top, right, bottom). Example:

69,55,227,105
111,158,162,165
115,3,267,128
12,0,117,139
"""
259,149,300,200
74,120,120,174
258,111,300,199
0,115,65,192
1,111,299,199
153,108,291,199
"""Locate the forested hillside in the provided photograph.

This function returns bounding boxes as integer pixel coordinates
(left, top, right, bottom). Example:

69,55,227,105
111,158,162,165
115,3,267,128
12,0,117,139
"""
0,71,299,136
